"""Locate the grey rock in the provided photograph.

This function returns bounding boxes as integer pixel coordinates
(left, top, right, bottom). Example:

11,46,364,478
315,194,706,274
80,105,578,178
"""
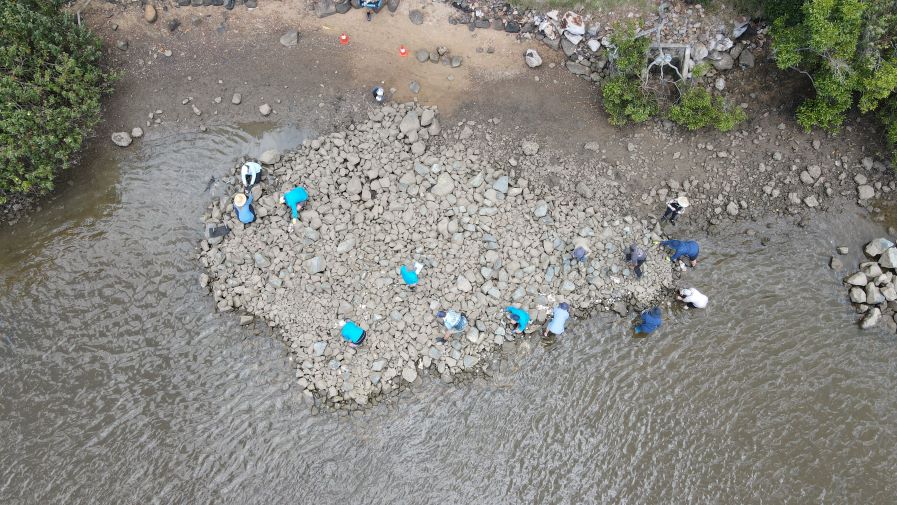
493,176,509,194
259,149,281,165
280,29,299,47
880,247,897,269
399,111,420,135
837,246,849,255
866,283,885,305
726,202,739,216
232,93,242,105
525,49,543,68
430,172,455,196
372,359,386,372
116,40,128,51
845,272,868,286
346,176,363,195
239,315,253,325
305,256,326,274
521,141,539,156
849,287,866,303
860,307,881,329
457,275,472,292
415,49,429,62
803,195,819,208
387,0,399,12
316,0,337,18
533,201,548,217
710,53,734,70
830,256,843,270
566,61,590,75
882,284,897,302
409,10,423,25
420,109,435,127
576,182,593,199
313,341,327,356
259,103,272,116
337,236,356,254
858,185,875,200
807,165,822,179
254,253,270,268
738,49,754,68
130,127,144,139
111,132,132,147
561,38,577,57
402,366,418,382
451,56,462,68
865,238,894,258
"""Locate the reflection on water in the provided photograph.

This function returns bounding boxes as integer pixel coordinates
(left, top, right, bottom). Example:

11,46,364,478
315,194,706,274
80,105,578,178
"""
1,123,896,504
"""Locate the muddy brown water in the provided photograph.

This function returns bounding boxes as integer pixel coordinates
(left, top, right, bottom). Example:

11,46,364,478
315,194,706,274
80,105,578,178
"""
1,125,896,504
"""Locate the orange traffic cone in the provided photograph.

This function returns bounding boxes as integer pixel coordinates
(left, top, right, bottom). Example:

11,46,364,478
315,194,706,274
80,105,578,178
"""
339,33,349,45
398,45,408,57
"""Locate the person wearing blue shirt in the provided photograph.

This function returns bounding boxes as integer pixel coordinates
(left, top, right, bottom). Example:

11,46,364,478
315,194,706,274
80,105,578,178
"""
400,262,423,289
543,302,570,337
341,320,367,347
635,307,662,335
660,239,700,267
281,186,309,224
506,306,531,334
233,192,255,224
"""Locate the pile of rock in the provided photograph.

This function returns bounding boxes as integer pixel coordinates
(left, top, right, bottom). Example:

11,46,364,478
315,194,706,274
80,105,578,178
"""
444,1,763,86
844,238,897,330
198,104,675,408
414,46,463,68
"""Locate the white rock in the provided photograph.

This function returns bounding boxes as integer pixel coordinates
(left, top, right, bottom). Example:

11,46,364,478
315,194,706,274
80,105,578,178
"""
525,49,542,68
130,127,144,138
259,150,281,165
402,366,418,383
457,275,472,292
259,103,272,116
430,172,455,196
111,132,132,147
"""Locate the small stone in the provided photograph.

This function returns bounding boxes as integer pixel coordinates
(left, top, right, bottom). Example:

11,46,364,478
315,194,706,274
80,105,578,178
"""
409,10,423,25
457,275,472,292
313,341,327,356
858,185,875,200
416,49,429,62
880,247,897,269
849,287,866,304
493,176,509,194
714,77,725,91
305,256,326,274
431,172,455,196
192,104,202,116
239,315,254,325
865,238,894,258
116,40,128,51
409,81,420,94
130,127,144,139
576,182,594,199
803,195,819,208
726,202,739,216
845,272,868,286
860,307,881,329
829,256,843,270
738,49,754,68
533,201,548,217
232,93,242,105
521,141,539,156
259,103,272,116
837,246,849,255
280,29,299,47
167,19,180,32
451,56,462,68
144,4,157,23
402,366,418,383
111,132,132,147
525,49,542,68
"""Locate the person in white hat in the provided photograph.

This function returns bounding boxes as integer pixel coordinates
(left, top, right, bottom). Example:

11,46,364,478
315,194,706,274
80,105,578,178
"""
241,161,262,189
677,287,708,309
232,192,255,224
660,195,689,225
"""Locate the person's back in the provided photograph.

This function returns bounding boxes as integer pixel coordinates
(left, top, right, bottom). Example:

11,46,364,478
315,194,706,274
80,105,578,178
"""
283,186,308,219
507,306,530,332
400,262,422,287
680,288,708,308
241,161,262,188
341,320,366,346
635,307,662,334
233,193,255,224
546,305,570,336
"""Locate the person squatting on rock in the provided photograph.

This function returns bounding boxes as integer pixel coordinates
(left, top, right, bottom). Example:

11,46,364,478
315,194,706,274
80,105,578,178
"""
232,192,255,224
660,239,700,267
436,310,467,343
241,161,262,189
400,262,423,289
635,307,662,335
625,244,647,278
506,306,531,335
340,320,367,348
281,186,309,226
660,196,690,225
543,302,570,338
677,287,708,309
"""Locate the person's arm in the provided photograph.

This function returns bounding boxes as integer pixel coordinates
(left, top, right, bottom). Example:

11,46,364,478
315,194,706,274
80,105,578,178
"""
246,193,253,205
670,249,683,261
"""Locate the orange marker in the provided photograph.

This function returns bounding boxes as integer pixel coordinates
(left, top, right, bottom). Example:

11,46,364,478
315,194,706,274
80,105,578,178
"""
399,45,408,57
339,33,349,45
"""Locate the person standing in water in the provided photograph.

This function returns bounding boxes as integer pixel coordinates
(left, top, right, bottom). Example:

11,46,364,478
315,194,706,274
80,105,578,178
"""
677,287,708,309
543,302,570,338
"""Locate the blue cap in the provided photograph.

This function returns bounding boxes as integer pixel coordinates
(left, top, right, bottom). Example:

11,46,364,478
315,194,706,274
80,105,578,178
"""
436,310,446,318
573,247,587,259
559,302,570,311
510,313,520,321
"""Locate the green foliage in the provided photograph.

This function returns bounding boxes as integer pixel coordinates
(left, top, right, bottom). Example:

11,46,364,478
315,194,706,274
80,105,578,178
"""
609,21,651,76
692,62,711,78
0,0,115,199
601,75,659,126
668,87,747,132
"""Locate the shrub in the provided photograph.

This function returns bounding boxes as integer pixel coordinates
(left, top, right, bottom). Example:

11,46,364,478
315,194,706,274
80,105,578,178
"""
0,0,116,203
668,87,747,132
601,75,659,126
608,21,651,77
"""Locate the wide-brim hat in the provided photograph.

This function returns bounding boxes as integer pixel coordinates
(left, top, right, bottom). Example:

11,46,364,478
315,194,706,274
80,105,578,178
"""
676,196,690,208
233,193,247,206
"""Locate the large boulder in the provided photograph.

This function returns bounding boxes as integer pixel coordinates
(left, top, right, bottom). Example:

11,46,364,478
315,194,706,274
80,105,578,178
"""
259,150,281,165
845,272,868,286
860,307,881,329
865,238,894,258
880,247,897,269
866,283,885,305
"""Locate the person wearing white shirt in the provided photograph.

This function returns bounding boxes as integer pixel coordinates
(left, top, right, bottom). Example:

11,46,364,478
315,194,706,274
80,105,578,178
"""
677,287,708,309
